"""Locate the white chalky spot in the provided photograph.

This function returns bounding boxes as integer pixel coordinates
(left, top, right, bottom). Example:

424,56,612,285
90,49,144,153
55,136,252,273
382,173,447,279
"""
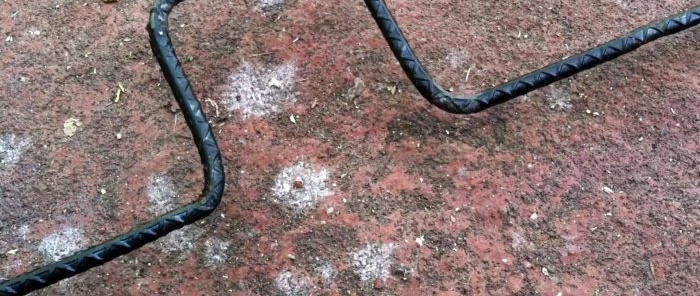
547,86,573,110
351,243,398,282
272,162,332,212
223,61,297,118
254,0,287,11
19,225,30,240
315,261,334,280
158,226,204,255
0,133,31,170
204,238,230,267
147,173,177,215
38,227,87,261
610,0,629,7
511,232,526,250
445,50,470,69
275,270,311,296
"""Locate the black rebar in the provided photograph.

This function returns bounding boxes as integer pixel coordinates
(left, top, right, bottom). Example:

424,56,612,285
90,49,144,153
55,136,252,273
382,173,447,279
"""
364,0,700,114
1,1,699,295
0,0,225,295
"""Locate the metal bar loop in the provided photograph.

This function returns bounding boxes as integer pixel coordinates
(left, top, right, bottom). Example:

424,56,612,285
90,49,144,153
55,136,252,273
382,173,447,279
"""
364,0,700,114
0,0,225,295
2,1,699,295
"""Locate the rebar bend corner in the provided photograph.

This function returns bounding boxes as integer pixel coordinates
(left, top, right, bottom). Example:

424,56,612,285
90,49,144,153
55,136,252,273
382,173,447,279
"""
364,0,700,114
2,1,699,295
0,1,225,295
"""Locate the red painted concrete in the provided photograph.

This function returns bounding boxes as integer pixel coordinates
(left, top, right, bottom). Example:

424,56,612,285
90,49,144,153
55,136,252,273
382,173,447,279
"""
1,0,698,295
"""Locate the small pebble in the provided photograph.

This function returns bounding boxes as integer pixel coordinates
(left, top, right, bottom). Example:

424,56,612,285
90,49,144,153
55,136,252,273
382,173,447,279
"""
393,266,412,280
116,133,122,139
415,235,425,247
602,186,614,194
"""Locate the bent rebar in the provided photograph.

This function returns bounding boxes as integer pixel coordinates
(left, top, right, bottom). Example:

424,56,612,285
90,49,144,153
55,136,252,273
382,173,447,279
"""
0,0,225,295
1,1,698,295
364,0,700,114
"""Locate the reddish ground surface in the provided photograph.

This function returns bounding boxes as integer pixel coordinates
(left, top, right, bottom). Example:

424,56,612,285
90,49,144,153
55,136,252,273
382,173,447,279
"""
1,0,698,295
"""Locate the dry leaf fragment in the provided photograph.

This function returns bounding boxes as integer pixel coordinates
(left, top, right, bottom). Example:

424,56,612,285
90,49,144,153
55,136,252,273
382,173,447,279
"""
114,83,125,103
63,118,82,137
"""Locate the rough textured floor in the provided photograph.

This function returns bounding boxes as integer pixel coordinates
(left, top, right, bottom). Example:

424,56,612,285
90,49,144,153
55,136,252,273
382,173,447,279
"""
1,0,698,295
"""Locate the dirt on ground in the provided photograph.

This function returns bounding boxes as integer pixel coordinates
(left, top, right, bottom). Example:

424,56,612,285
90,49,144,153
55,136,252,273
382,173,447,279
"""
0,0,698,295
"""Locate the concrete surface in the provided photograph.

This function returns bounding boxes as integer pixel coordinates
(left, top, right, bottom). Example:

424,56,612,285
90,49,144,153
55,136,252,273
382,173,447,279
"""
0,0,698,295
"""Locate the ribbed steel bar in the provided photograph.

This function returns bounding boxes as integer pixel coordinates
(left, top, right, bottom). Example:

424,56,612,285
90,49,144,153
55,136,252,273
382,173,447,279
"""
0,0,225,295
364,0,700,114
2,1,699,295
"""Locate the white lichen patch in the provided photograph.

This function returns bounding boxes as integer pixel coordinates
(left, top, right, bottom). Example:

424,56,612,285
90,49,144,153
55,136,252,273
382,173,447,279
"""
254,0,287,12
204,238,230,267
445,50,470,69
38,227,87,262
158,226,204,255
315,261,334,280
18,225,30,241
275,270,311,296
147,173,178,215
351,243,398,282
547,86,573,111
272,162,332,212
223,61,297,118
0,133,31,170
610,0,629,7
511,232,526,250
